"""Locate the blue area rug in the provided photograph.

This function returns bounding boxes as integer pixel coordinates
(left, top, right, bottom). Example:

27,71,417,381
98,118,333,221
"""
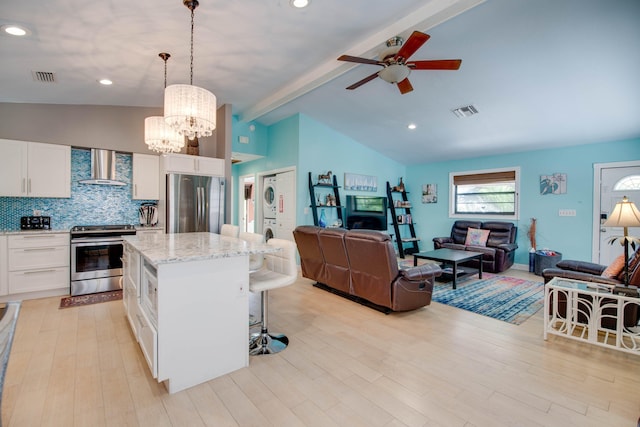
431,274,544,325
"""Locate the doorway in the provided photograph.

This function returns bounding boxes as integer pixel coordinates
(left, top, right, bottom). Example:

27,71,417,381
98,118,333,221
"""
593,161,640,264
240,174,255,233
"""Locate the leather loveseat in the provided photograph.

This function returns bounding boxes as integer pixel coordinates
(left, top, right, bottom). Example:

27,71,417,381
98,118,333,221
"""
293,225,442,312
432,220,518,273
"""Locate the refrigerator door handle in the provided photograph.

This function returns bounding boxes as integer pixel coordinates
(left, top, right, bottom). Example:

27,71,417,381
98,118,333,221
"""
196,187,202,230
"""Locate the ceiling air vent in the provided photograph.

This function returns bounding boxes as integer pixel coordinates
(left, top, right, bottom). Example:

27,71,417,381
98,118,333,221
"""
452,104,478,118
31,71,57,83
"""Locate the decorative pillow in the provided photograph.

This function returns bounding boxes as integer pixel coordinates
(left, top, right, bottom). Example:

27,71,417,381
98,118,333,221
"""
464,228,490,247
616,248,640,281
602,254,625,278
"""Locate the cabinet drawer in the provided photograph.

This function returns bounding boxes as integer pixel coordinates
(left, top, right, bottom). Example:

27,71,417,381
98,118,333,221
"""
8,233,69,248
9,267,69,293
137,307,158,379
9,246,69,271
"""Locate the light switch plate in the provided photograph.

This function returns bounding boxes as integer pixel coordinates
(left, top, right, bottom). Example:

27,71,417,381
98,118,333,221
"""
559,209,576,217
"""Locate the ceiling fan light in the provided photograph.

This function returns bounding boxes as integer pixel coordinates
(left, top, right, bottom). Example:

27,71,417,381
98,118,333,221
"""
145,116,185,153
378,64,411,84
164,84,217,139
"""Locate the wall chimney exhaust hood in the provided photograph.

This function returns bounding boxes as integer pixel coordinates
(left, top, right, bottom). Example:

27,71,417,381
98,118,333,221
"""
78,149,126,186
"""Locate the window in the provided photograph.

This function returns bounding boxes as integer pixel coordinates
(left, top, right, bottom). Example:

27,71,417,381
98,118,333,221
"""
450,167,520,220
613,175,640,191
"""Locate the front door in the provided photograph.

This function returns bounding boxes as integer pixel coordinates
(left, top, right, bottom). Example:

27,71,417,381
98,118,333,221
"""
598,165,640,265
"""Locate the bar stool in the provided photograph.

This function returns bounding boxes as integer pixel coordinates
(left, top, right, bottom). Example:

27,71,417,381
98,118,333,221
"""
220,224,239,238
249,238,297,355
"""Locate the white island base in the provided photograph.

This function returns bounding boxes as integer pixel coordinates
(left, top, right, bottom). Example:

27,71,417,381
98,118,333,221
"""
123,231,266,394
155,256,249,394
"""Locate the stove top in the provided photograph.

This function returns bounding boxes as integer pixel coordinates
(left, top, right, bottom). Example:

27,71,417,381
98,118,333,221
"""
71,224,137,234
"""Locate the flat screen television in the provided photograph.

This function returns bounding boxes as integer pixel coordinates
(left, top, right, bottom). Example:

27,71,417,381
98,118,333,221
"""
345,195,388,231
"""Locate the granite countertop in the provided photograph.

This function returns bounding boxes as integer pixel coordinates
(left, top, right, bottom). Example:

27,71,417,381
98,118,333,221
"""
123,232,278,266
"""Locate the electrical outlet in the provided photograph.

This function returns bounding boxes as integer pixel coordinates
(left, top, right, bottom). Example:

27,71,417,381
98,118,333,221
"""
33,209,42,216
559,209,576,217
238,135,249,144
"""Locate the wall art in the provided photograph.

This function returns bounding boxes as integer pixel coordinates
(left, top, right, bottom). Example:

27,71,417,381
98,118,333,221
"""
422,183,437,203
344,173,377,192
540,173,567,195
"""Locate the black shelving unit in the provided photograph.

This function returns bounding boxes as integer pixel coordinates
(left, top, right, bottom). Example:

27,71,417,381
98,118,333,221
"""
308,172,343,227
387,181,420,258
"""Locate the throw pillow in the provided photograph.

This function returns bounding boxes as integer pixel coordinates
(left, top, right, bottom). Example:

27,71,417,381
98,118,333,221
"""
602,254,625,278
465,228,490,247
616,247,640,281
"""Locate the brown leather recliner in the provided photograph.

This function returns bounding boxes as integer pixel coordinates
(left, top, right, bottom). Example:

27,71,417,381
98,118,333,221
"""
293,225,441,312
433,220,518,273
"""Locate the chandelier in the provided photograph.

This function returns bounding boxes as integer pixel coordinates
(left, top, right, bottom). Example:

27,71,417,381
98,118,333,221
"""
145,53,184,153
164,0,216,140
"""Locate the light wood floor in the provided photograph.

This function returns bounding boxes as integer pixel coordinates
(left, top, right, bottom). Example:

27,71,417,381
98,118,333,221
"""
2,269,640,426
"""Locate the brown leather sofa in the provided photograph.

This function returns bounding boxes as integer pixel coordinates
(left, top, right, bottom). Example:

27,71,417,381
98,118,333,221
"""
293,225,442,312
432,220,518,273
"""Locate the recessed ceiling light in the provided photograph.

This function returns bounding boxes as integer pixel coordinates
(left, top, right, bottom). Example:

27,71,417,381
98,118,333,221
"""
99,79,113,86
1,24,30,37
290,0,310,8
407,123,417,130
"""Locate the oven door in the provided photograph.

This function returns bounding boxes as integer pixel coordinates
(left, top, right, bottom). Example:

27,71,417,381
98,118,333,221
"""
71,238,124,281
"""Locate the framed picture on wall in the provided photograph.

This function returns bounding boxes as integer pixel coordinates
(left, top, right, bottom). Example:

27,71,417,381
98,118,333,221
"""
540,173,567,195
422,183,437,203
344,173,377,192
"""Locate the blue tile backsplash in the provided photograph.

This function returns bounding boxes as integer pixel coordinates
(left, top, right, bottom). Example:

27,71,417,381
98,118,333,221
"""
0,148,157,230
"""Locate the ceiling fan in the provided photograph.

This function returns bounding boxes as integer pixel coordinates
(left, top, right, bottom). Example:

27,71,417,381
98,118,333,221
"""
337,31,462,94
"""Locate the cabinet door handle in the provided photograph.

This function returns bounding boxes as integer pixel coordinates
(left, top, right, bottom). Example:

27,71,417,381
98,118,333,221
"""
23,247,56,251
24,269,57,274
28,178,31,193
22,234,57,238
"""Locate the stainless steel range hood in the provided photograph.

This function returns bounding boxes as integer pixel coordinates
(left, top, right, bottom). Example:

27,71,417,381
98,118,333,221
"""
78,149,126,186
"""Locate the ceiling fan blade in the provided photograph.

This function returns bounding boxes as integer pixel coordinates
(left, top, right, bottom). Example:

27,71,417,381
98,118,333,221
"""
395,31,430,61
408,59,462,70
338,55,383,66
346,71,380,90
397,78,413,94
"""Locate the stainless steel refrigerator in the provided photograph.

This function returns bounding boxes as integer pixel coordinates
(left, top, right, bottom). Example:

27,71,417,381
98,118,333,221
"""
166,174,225,233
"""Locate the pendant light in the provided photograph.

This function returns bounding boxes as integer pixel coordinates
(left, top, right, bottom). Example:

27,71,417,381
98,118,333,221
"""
164,0,216,140
145,53,185,153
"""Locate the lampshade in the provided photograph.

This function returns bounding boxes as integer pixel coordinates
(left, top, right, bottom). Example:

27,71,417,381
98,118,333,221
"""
163,0,216,141
164,84,216,140
603,196,640,227
144,116,185,153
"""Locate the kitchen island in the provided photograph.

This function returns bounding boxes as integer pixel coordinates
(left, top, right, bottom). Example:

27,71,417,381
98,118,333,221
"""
122,232,278,394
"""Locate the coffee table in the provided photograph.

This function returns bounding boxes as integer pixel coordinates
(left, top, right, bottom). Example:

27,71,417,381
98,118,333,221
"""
413,248,483,289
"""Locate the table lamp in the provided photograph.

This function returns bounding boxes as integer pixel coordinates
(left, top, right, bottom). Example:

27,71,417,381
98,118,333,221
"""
603,196,640,286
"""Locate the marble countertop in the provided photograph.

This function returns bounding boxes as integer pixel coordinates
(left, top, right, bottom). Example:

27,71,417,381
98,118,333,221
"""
123,232,278,266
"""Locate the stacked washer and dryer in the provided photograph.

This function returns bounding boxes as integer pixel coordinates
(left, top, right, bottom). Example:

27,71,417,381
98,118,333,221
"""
263,175,277,241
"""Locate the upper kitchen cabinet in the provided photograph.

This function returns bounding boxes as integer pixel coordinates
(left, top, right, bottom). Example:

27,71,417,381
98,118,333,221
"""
160,153,224,177
132,153,159,200
0,139,71,198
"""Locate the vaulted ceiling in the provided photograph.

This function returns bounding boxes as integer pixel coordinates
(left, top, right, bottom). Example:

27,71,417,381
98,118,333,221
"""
1,0,639,164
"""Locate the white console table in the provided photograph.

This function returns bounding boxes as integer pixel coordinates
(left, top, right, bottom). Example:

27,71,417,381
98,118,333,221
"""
544,277,640,355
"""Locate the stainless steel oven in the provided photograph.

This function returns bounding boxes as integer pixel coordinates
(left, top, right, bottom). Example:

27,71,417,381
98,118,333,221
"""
70,225,136,296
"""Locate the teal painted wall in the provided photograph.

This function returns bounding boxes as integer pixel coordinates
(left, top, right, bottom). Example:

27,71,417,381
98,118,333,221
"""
231,116,268,157
297,114,406,230
407,138,640,266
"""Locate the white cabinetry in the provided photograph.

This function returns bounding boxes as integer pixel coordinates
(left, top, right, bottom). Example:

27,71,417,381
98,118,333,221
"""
160,153,224,176
7,233,70,295
0,139,71,198
132,153,160,200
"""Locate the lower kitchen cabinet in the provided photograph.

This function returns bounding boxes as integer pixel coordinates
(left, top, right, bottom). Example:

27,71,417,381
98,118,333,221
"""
7,233,69,295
